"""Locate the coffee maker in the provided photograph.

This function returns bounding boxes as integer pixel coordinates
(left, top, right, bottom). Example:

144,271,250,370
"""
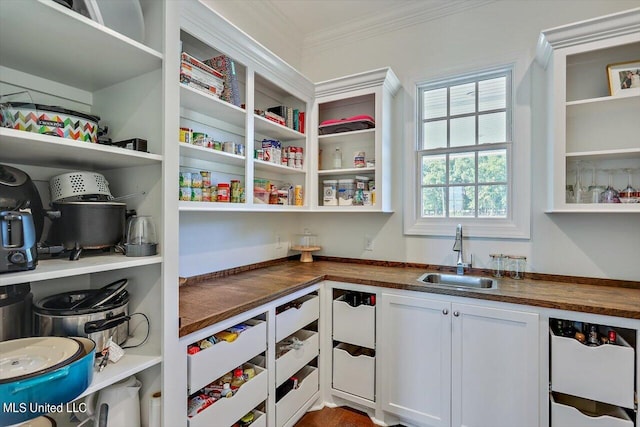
0,164,42,273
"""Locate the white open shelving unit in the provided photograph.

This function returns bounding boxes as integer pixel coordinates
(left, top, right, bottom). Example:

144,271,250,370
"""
537,8,640,213
0,0,179,425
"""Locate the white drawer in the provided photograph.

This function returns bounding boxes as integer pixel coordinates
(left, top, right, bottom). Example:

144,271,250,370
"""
332,344,375,401
188,319,267,392
244,409,266,427
333,296,375,348
188,364,268,427
550,328,634,408
551,394,633,427
276,295,319,342
276,366,319,427
276,330,319,387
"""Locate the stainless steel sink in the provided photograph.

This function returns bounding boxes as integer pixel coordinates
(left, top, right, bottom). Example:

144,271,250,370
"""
417,273,497,290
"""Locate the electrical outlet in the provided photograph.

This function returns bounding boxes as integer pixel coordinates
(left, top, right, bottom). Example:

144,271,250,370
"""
365,235,374,251
276,234,282,249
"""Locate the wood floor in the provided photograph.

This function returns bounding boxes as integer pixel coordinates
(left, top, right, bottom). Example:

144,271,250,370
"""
294,406,376,427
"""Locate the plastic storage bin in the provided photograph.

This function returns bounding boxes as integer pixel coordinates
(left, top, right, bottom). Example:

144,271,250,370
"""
337,179,355,206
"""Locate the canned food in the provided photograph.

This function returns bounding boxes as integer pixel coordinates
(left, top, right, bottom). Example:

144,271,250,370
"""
211,185,218,202
223,141,235,153
230,180,241,203
213,140,222,151
295,185,303,206
179,187,191,201
217,183,230,202
202,187,211,202
179,172,192,188
191,188,202,202
179,127,192,143
200,171,211,188
191,172,203,188
192,132,206,146
255,149,264,160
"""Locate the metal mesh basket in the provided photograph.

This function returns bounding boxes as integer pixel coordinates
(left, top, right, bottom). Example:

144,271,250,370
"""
49,171,112,202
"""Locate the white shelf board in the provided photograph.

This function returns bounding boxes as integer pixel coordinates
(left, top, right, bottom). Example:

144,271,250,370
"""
179,201,306,212
180,84,246,128
0,254,163,286
546,204,640,213
566,91,640,107
254,159,306,175
0,0,163,92
254,115,306,141
0,128,163,169
318,128,375,142
77,347,162,400
318,167,375,175
565,148,640,161
313,206,392,213
179,141,246,167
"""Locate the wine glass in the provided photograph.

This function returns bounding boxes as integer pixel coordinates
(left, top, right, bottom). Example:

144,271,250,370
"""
619,168,638,203
567,161,586,203
600,169,620,203
587,164,604,204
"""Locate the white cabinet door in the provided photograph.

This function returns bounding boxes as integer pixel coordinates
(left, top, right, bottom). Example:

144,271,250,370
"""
451,303,539,427
380,293,451,427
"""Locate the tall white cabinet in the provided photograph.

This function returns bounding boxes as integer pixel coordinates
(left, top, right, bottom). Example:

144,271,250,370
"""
380,292,540,427
0,1,182,426
536,7,640,213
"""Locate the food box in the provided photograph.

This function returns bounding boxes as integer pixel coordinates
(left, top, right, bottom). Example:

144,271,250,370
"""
0,103,100,143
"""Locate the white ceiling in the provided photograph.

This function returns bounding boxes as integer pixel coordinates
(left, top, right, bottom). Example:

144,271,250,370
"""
205,0,494,50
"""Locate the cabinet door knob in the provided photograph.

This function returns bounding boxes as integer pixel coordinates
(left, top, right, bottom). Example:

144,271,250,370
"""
442,309,449,315
453,311,460,317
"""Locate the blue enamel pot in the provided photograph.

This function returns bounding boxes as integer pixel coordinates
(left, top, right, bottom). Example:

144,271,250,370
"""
0,337,95,427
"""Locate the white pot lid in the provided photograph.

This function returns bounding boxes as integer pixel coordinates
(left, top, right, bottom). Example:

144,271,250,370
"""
0,337,82,382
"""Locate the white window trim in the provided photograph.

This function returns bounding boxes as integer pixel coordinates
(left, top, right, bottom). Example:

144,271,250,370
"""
403,58,531,239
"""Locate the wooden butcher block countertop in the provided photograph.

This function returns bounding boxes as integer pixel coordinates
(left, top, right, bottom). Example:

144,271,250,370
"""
179,258,640,337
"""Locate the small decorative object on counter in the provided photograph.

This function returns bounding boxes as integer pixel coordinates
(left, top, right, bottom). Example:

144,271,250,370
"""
291,233,321,262
489,253,505,278
507,255,526,279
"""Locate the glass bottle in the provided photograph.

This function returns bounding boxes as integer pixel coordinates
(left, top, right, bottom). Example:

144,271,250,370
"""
333,147,342,169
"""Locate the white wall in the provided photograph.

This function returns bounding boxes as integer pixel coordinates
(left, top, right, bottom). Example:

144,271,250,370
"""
181,1,640,281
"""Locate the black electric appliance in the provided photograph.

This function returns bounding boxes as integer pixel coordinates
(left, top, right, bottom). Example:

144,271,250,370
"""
0,163,44,242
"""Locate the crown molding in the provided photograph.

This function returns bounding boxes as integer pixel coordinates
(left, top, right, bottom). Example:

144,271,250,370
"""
315,67,400,98
536,7,640,68
304,0,495,52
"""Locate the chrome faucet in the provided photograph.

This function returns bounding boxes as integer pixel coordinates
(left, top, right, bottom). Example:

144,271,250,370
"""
453,224,471,275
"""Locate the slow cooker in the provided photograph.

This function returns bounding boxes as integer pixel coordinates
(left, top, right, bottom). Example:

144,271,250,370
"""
33,279,130,351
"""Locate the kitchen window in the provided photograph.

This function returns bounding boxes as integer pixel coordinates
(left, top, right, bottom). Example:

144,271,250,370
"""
404,63,531,238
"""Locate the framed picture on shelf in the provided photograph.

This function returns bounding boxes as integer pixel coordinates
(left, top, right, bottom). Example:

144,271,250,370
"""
607,60,640,96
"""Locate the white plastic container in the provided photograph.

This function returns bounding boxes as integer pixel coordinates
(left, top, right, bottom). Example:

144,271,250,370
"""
323,180,338,206
338,179,355,206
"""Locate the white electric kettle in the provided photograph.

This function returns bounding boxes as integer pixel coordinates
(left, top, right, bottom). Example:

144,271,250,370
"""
81,376,142,427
